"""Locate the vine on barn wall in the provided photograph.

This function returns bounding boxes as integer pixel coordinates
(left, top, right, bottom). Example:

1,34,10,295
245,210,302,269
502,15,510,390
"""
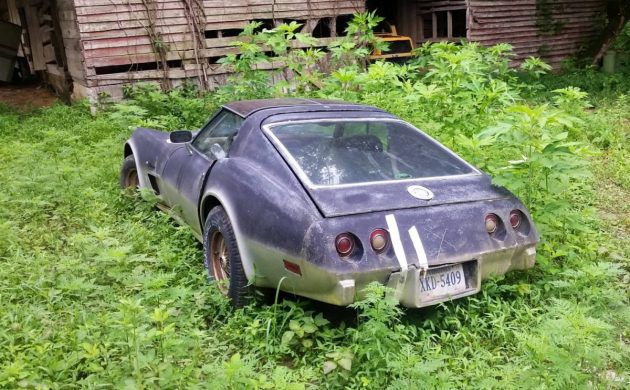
136,0,207,91
536,0,564,34
181,0,208,90
139,0,172,90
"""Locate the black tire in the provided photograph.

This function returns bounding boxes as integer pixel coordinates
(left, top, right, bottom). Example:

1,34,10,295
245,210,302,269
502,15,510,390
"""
203,206,251,307
120,155,139,190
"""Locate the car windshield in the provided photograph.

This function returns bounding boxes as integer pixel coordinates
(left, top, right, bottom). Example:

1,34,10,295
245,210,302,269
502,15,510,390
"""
268,120,475,186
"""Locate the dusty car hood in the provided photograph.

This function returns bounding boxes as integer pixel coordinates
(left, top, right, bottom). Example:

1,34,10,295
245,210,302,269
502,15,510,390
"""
304,174,513,217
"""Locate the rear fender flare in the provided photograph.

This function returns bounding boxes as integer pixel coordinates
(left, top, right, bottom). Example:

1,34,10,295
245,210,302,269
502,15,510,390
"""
200,190,256,284
123,140,149,189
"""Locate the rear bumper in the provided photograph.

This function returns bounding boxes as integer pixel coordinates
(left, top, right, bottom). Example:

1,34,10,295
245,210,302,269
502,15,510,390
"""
272,244,537,308
387,244,536,307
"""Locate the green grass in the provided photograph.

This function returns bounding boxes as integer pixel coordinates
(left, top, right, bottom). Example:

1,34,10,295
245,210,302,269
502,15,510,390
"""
1,64,629,388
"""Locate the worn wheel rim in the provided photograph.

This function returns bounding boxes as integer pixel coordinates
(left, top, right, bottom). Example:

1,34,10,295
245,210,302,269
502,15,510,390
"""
125,169,139,189
210,231,229,294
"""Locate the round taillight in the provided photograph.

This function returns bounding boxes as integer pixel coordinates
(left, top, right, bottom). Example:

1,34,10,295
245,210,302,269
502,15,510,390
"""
335,233,354,256
485,214,499,234
509,210,522,229
370,228,389,253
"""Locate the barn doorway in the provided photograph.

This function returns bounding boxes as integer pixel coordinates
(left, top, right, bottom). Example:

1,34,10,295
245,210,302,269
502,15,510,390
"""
1,0,69,105
366,0,469,46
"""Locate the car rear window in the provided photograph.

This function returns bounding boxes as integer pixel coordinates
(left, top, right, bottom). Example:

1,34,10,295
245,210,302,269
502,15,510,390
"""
267,120,475,186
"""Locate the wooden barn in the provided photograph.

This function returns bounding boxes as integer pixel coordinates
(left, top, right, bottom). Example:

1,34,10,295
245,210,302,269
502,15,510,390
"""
381,0,607,68
0,0,365,101
0,0,610,102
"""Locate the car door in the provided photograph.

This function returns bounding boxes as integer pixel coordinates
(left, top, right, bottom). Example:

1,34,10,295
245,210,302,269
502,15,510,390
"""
171,109,243,235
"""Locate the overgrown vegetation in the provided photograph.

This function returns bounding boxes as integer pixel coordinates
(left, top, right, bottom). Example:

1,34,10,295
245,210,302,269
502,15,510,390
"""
1,13,628,389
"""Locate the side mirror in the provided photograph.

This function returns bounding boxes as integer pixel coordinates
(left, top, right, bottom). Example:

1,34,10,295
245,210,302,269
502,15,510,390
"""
210,143,227,160
169,130,192,143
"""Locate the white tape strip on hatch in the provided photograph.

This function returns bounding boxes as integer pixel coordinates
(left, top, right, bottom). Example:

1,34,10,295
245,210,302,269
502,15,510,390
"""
385,214,407,271
408,225,429,272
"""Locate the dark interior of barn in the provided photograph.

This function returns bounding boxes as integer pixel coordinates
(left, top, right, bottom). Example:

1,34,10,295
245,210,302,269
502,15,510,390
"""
366,0,468,46
0,0,64,107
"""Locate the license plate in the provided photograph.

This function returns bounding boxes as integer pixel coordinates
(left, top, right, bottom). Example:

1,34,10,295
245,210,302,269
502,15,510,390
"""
419,264,467,301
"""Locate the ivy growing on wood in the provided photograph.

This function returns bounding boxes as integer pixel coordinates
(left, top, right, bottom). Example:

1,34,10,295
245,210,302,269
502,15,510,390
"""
536,0,565,34
139,0,171,90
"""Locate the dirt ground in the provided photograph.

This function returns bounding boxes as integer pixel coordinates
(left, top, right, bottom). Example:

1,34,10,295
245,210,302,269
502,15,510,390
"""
0,83,58,109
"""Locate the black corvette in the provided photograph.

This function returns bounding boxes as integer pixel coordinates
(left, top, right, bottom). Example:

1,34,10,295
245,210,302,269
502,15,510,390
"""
120,98,539,307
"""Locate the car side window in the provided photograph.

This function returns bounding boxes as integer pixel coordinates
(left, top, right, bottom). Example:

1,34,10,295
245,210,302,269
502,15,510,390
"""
192,110,244,157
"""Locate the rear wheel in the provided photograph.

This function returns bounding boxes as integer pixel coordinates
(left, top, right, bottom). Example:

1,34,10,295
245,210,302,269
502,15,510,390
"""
120,155,139,190
203,206,251,307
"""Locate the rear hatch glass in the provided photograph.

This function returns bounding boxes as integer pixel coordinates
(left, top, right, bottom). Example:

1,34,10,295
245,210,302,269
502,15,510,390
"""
264,119,506,217
266,119,475,187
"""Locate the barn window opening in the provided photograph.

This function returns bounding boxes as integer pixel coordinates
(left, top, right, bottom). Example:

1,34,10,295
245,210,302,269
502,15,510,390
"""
94,60,182,75
435,11,448,38
421,13,433,40
205,30,218,39
451,10,467,37
221,28,243,37
264,51,280,59
419,8,467,41
312,18,332,38
205,28,243,39
252,19,275,33
335,14,353,36
207,56,221,65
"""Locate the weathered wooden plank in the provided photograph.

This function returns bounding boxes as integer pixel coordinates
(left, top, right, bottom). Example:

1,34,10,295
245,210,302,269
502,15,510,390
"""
7,0,22,25
470,0,601,5
89,59,279,82
416,0,466,7
472,12,603,25
76,6,358,34
75,2,359,23
76,10,188,24
84,41,196,59
77,17,191,33
470,5,603,15
43,43,56,62
470,15,597,30
25,5,46,71
418,5,467,14
82,33,194,50
75,2,186,16
75,0,358,14
470,27,598,43
80,25,192,40
470,24,599,38
56,0,79,12
84,36,337,67
46,62,63,75
203,7,361,23
73,0,362,6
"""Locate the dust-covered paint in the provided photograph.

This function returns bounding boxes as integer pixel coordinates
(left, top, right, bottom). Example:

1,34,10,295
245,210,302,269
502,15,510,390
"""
123,98,539,308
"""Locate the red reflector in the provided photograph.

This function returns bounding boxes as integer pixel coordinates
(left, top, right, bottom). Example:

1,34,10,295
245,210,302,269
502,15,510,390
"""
509,210,522,229
370,228,389,253
283,260,302,275
335,233,354,256
485,214,498,234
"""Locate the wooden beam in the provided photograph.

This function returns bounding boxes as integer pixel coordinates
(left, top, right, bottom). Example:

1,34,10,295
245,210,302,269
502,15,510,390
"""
50,0,69,69
7,0,21,25
25,5,46,70
447,11,453,38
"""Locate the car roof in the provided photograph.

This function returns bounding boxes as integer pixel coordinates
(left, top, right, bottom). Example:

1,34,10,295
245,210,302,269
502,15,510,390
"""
223,98,381,117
